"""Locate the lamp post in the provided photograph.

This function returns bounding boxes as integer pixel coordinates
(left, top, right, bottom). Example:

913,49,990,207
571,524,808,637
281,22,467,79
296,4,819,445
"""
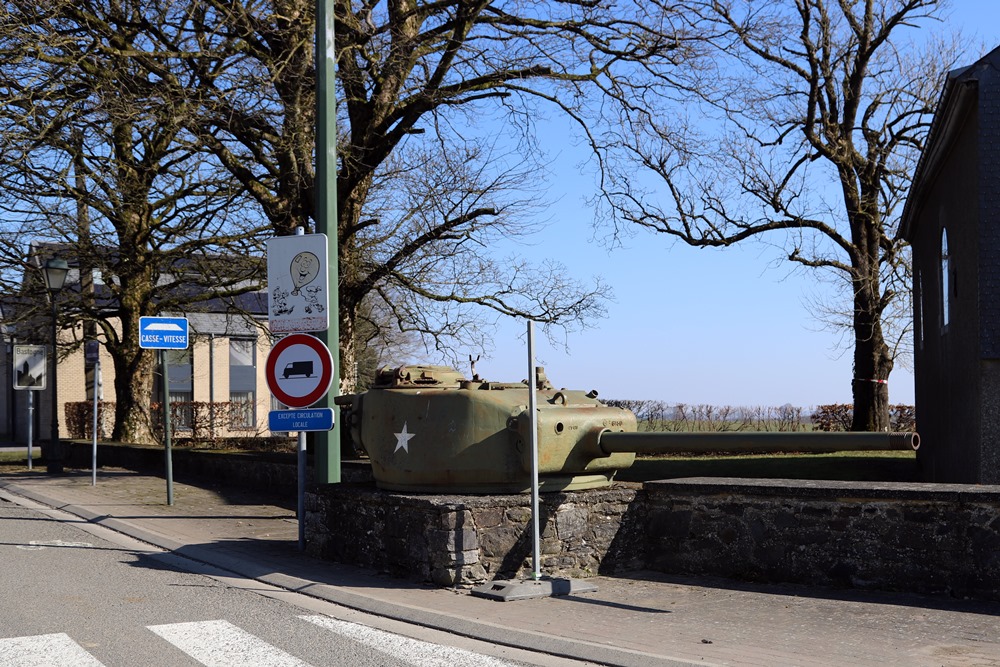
42,258,68,474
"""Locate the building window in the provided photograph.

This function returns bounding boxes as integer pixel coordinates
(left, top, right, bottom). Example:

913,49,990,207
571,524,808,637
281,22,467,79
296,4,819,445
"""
916,269,924,350
169,391,194,430
229,339,256,428
941,228,950,329
167,348,193,429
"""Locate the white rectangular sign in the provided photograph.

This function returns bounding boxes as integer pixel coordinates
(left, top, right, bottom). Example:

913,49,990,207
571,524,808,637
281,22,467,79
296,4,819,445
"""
267,234,329,333
13,345,46,390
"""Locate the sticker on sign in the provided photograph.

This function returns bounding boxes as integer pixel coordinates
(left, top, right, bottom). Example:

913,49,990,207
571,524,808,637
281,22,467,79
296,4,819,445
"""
267,234,330,333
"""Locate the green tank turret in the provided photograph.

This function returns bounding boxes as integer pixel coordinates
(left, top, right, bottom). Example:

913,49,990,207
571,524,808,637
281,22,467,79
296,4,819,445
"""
338,365,919,494
338,365,636,493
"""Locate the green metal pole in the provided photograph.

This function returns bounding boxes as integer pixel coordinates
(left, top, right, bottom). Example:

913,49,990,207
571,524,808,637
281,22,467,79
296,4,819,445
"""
314,0,340,484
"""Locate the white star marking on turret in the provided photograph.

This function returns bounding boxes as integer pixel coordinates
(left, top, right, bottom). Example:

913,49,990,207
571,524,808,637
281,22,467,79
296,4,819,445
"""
394,422,415,453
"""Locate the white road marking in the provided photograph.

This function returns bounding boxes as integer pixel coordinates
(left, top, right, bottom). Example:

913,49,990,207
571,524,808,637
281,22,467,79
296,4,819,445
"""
0,633,105,666
301,615,520,667
148,620,311,667
2,617,525,667
16,539,93,551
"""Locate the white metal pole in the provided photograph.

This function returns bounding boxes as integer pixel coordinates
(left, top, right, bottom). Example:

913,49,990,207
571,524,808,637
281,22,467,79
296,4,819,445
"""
91,360,99,486
295,224,308,552
527,321,541,581
27,391,33,471
298,430,306,551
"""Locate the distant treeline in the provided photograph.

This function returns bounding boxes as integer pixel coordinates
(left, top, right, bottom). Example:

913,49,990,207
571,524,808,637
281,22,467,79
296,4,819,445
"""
602,400,916,433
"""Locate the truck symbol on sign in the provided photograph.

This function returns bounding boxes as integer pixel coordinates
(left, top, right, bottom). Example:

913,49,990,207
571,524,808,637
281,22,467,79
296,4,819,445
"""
283,361,314,378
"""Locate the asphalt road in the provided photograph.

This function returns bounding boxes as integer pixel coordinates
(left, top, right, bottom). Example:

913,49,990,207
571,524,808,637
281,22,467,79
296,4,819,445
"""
0,495,577,667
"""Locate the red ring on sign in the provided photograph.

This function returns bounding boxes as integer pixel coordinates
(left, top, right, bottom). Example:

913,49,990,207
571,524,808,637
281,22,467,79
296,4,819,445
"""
265,334,334,408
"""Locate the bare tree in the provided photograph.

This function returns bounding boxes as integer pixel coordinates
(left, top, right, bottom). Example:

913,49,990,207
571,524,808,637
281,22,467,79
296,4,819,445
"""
0,0,269,444
154,0,693,391
595,0,960,430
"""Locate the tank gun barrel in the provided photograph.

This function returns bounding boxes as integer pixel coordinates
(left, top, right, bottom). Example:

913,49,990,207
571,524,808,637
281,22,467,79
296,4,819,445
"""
598,430,920,456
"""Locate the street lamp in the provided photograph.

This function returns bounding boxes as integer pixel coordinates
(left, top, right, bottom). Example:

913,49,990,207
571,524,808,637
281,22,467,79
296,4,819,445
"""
43,258,68,474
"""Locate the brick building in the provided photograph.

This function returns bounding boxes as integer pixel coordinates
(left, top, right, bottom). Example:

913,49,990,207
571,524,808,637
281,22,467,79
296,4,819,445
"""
900,46,1000,483
0,244,273,444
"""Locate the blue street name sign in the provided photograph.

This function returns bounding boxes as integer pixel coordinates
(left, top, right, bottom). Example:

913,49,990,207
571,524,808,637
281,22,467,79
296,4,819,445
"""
269,408,335,432
139,316,190,350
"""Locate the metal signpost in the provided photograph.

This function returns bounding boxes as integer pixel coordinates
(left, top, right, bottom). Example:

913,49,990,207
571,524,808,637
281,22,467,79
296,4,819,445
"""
265,331,335,550
13,345,47,469
527,322,541,582
85,340,101,486
139,316,189,505
267,230,336,549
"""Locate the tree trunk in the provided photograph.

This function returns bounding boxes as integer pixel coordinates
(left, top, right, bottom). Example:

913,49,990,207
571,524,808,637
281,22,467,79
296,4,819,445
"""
109,248,158,444
850,272,893,432
110,343,157,445
339,311,357,395
333,177,369,396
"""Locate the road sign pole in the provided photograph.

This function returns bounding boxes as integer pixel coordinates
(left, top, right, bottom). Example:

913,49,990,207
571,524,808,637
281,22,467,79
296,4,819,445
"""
91,360,99,486
138,317,187,505
161,350,174,506
298,431,306,551
315,0,340,486
528,321,541,581
27,391,33,471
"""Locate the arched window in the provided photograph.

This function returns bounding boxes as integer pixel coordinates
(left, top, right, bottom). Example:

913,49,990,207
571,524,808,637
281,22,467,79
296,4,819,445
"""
941,228,950,329
916,270,924,349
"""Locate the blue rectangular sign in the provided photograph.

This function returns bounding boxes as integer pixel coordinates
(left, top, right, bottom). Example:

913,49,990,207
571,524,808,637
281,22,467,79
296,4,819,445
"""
139,317,189,349
269,408,335,432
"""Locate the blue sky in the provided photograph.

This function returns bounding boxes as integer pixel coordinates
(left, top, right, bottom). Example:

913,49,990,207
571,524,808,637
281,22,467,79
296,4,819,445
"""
468,3,1000,409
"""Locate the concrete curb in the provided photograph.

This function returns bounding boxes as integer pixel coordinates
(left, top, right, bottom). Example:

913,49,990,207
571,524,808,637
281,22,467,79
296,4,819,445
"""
0,480,694,667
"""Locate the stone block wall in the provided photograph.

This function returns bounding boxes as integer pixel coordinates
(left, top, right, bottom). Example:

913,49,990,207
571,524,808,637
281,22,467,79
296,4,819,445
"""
62,441,373,496
307,476,1000,600
68,443,1000,601
305,484,646,587
645,478,1000,600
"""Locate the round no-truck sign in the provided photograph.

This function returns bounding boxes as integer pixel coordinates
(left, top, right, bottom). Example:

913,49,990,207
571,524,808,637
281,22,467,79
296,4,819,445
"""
265,334,334,408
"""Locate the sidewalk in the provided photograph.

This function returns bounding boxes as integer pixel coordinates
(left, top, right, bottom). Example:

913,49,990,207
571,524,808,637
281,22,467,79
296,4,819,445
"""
2,466,1000,666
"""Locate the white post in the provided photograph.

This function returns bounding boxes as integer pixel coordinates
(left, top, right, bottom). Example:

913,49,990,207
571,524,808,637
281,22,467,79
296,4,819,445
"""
527,321,541,581
91,360,100,486
298,431,307,551
295,224,307,552
27,391,33,471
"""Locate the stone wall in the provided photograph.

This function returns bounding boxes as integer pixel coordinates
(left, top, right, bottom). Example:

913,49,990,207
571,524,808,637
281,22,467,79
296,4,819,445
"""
646,478,1000,600
307,477,1000,601
62,441,373,495
305,483,646,587
68,443,1000,601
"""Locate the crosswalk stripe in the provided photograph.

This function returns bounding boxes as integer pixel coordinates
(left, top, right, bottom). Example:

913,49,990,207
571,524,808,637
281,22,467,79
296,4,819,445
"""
301,615,520,667
0,633,105,667
147,620,312,667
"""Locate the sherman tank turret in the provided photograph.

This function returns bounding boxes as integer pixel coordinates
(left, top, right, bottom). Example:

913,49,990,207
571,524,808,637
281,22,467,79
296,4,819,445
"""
338,365,918,494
